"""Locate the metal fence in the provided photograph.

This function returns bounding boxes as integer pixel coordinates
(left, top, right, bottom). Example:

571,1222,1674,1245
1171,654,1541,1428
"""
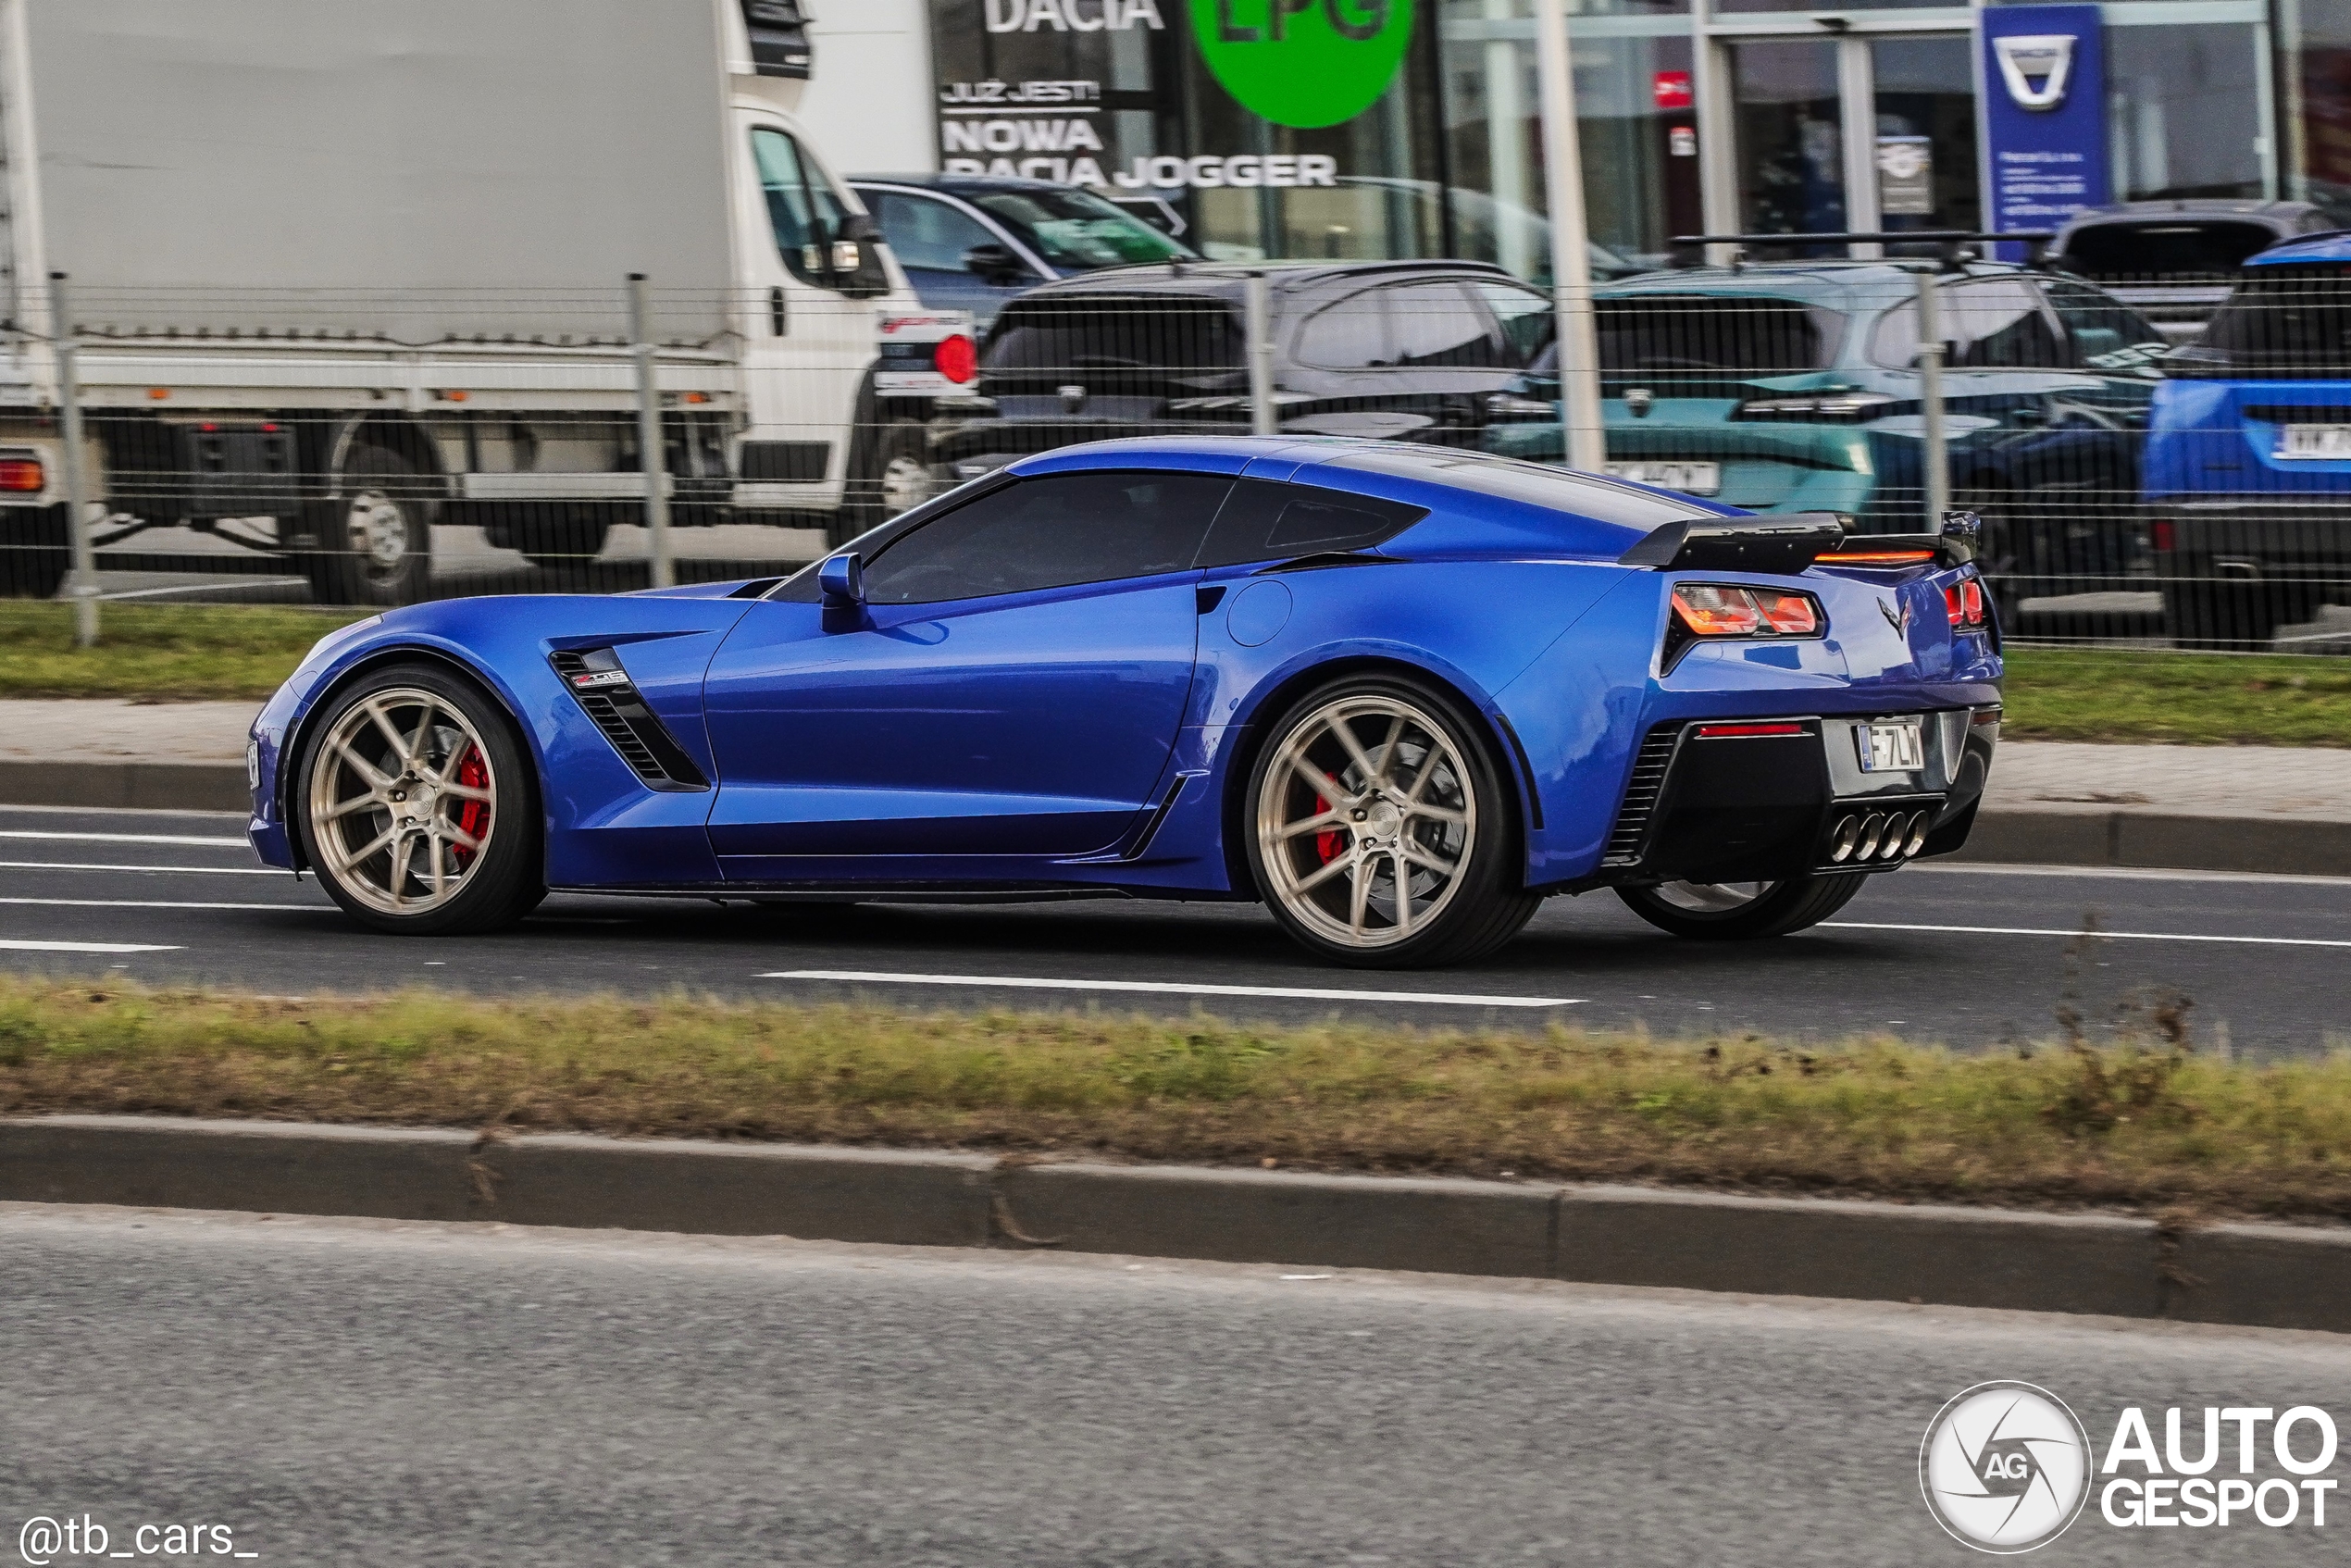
4,259,2347,656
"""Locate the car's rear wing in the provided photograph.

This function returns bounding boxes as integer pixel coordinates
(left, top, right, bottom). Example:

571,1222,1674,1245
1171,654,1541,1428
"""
1620,511,1982,573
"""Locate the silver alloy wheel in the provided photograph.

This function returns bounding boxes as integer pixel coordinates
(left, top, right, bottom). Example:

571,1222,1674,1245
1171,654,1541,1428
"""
1649,881,1779,914
879,453,932,518
307,687,497,916
343,487,411,575
1256,694,1475,950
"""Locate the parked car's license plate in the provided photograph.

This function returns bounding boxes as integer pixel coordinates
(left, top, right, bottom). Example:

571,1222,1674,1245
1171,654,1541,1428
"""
2278,424,2351,459
1854,718,1924,773
1606,460,1722,495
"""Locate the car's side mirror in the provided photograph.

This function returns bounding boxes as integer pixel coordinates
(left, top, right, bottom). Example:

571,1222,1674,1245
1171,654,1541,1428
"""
963,243,1026,282
818,552,865,608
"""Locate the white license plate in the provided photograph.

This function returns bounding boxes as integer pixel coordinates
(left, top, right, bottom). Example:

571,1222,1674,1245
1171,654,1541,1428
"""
1855,718,1924,773
2278,424,2351,459
1607,460,1722,496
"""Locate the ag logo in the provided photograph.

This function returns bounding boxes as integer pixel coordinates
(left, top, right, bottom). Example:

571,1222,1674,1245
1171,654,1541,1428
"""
1920,1382,2092,1553
1192,0,1415,129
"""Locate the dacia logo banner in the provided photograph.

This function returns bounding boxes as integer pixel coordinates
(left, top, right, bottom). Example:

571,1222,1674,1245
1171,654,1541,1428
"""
1977,4,2108,258
1192,0,1415,129
1992,33,2076,111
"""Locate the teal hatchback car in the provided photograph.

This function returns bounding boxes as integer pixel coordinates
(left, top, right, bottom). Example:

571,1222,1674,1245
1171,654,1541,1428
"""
1486,259,2169,610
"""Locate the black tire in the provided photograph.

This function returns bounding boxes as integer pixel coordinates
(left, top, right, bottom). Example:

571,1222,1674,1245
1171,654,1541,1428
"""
0,503,70,599
300,443,435,606
1242,674,1540,969
518,515,614,573
1616,873,1868,940
837,418,932,548
292,661,544,935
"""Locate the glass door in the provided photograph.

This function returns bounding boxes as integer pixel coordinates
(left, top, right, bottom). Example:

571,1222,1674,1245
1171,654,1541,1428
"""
1730,40,1847,243
1868,36,1981,237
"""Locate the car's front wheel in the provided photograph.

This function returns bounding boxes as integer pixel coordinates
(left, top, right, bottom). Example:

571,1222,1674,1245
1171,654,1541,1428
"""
293,663,545,934
1244,677,1539,968
1616,874,1867,940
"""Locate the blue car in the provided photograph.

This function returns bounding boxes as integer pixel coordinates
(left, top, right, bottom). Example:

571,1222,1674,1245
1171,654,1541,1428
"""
245,438,2003,967
2147,230,2351,647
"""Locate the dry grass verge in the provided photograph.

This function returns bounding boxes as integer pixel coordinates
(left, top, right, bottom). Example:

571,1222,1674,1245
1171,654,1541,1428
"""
3,978,2347,1219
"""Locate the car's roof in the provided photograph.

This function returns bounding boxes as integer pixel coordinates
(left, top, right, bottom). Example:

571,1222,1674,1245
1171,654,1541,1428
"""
848,172,1076,199
2057,199,2321,232
2247,230,2351,267
993,258,1517,305
1595,258,2026,310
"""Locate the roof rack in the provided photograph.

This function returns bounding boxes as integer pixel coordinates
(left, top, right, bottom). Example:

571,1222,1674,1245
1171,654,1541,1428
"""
1666,231,2055,272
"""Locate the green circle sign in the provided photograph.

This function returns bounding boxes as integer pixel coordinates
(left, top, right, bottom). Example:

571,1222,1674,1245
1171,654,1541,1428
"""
1189,0,1416,130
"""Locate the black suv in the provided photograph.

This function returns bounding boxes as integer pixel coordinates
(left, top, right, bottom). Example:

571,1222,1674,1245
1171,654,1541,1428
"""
928,260,1556,481
2047,200,2337,342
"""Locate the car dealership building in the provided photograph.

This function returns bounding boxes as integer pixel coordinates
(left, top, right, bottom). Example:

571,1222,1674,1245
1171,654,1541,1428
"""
808,0,2347,272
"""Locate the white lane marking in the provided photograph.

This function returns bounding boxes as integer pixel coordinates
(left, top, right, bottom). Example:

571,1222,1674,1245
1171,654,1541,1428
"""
0,830,250,848
96,578,307,601
1907,862,2351,888
1825,921,2351,949
0,939,183,952
0,897,318,911
0,860,280,876
763,969,1582,1008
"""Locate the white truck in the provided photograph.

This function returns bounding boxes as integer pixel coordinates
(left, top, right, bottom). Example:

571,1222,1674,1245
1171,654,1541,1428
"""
0,0,971,604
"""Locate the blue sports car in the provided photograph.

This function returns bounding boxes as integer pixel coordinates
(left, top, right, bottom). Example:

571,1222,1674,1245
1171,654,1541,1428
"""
246,437,2003,968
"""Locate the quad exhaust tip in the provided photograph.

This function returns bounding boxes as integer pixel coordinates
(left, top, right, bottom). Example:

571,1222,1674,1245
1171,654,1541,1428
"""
1828,808,1933,865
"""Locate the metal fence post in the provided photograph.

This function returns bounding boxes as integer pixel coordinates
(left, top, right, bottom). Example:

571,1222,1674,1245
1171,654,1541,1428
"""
1915,268,1949,529
48,271,96,647
1534,0,1607,474
627,272,674,591
1244,270,1276,438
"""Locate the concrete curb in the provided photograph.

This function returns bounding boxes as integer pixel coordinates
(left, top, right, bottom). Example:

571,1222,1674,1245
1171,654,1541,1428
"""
5,1115,2344,1332
0,760,249,813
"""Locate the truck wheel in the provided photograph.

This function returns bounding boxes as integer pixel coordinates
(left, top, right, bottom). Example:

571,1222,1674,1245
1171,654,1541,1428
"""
301,444,435,606
1617,874,1868,940
0,504,71,599
517,516,613,573
837,419,931,547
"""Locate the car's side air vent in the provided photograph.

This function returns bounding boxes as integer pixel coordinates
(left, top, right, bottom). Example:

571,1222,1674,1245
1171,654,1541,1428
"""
549,649,710,791
728,577,784,598
1602,725,1682,865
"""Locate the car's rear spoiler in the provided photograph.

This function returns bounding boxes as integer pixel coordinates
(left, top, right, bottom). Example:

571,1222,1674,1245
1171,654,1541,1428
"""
1620,511,1981,573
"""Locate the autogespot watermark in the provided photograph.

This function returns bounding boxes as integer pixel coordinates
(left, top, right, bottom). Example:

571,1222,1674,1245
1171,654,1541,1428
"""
14,1516,259,1564
1920,1384,2342,1552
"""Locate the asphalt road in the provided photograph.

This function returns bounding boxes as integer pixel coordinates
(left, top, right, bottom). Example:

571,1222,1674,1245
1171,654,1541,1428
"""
2,804,2348,1052
4,1203,2346,1567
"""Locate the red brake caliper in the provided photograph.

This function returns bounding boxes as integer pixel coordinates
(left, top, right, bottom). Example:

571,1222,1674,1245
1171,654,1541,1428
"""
1315,773,1345,865
451,749,489,869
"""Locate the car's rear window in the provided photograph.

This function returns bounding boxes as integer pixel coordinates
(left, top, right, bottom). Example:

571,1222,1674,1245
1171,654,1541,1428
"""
2200,264,2351,377
2058,220,2282,281
1324,446,1718,531
1594,294,1842,378
981,294,1243,378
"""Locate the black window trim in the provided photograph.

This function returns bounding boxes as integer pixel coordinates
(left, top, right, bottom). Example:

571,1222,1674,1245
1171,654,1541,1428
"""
849,180,1050,278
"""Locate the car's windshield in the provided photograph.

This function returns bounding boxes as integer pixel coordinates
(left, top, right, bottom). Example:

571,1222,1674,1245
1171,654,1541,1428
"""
2059,220,2282,281
970,188,1196,271
2199,263,2351,376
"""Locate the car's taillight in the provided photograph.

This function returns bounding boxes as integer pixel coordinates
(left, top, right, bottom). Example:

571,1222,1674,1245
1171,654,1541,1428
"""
934,334,977,385
0,457,44,492
1671,583,1822,639
2150,518,2175,554
1944,576,1986,629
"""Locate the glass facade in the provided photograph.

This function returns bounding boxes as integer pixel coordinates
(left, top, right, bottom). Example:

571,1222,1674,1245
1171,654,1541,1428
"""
925,0,2317,276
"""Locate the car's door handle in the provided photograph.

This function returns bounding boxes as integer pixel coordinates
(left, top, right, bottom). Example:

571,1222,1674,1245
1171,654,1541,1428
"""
769,286,788,337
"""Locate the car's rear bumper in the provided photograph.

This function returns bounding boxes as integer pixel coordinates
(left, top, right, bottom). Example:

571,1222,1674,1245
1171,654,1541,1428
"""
2147,495,2351,574
1593,705,2000,888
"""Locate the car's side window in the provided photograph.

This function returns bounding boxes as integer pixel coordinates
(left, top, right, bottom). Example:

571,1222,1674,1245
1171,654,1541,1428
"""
1868,280,2068,370
1195,479,1428,568
860,472,1232,604
1470,280,1555,367
870,192,998,274
751,127,853,291
1385,280,1507,368
2042,280,2167,368
1296,288,1389,370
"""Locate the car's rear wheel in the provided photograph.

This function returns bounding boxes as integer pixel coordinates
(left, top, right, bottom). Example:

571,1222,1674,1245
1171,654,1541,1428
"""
1616,873,1867,940
1244,676,1539,969
294,663,544,935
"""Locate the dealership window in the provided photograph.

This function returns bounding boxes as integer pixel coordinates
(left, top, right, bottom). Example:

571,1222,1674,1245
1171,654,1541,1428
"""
2105,21,2267,203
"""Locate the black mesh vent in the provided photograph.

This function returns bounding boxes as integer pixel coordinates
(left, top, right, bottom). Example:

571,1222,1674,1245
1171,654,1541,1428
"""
549,650,708,790
1602,725,1681,866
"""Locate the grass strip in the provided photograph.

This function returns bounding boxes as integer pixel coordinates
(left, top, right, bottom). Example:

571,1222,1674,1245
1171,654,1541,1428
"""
2000,647,2351,748
2,977,2345,1219
0,601,365,702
